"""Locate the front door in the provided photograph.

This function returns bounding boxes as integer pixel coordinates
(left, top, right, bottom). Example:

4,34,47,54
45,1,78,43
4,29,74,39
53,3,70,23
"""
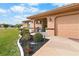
42,18,47,32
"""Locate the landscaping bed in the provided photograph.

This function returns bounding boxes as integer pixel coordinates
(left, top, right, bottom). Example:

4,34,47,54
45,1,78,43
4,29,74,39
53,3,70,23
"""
19,28,49,56
20,36,48,56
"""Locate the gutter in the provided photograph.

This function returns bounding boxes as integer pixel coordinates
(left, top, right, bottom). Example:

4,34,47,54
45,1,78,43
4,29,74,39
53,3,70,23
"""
17,34,24,56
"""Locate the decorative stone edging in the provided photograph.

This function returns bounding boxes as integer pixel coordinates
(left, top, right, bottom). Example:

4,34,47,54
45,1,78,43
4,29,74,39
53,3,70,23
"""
17,34,24,56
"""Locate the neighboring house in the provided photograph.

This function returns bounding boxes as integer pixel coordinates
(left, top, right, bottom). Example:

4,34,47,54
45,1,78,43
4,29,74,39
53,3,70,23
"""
22,20,33,33
22,20,31,28
27,3,79,39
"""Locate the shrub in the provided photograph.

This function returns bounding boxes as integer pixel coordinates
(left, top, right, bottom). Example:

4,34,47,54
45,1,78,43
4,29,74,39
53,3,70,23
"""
23,33,30,40
21,28,29,36
33,33,43,42
23,44,29,56
21,28,30,41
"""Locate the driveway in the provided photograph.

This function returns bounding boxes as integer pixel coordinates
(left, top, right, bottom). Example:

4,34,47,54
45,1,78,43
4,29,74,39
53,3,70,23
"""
33,36,79,56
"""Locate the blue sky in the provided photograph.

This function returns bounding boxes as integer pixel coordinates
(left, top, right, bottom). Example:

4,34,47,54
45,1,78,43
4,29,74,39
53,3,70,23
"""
0,3,68,25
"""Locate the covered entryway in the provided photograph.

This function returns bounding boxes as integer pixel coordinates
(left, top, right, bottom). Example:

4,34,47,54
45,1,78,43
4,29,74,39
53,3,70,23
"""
56,14,79,39
35,18,47,32
42,18,47,32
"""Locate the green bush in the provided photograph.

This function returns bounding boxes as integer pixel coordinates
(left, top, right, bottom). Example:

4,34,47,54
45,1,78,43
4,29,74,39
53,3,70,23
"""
21,28,29,36
21,28,30,40
24,44,29,56
22,33,30,40
33,33,43,42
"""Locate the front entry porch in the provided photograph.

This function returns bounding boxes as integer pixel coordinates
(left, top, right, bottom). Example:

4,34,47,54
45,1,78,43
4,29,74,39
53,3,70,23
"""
30,16,55,38
30,18,49,38
34,18,47,33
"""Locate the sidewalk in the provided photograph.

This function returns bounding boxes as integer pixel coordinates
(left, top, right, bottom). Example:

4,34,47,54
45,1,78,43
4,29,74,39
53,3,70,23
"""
33,36,79,56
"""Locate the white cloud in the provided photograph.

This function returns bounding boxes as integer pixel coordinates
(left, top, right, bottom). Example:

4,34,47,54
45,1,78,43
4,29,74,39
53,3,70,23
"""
23,14,32,18
8,4,43,24
29,7,39,12
14,15,25,20
14,15,21,18
52,3,71,7
40,10,47,13
13,19,23,24
11,15,25,24
27,3,40,6
20,4,25,6
10,5,40,14
0,20,7,24
0,8,7,14
0,4,50,25
10,5,26,13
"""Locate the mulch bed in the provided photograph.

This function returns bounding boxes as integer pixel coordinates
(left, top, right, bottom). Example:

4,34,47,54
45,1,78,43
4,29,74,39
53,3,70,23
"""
19,36,49,56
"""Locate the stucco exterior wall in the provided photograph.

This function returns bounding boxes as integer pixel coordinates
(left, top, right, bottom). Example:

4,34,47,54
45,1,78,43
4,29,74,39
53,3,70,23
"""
22,23,28,28
46,16,55,36
56,14,79,39
30,20,35,32
30,20,34,28
30,12,79,39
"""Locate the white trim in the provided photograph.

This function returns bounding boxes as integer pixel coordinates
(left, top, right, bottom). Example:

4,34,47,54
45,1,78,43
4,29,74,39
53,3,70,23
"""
17,34,24,56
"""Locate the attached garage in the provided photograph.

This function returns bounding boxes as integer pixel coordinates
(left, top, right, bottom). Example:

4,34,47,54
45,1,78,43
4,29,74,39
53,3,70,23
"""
56,14,79,39
27,4,79,40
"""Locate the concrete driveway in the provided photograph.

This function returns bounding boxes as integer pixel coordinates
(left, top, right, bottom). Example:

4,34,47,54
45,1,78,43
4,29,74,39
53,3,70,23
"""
33,36,79,56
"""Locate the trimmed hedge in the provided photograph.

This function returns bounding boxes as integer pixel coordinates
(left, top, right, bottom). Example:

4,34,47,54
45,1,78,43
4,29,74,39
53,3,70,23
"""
33,33,43,42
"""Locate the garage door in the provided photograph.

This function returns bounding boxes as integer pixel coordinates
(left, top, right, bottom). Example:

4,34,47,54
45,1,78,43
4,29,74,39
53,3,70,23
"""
56,14,79,39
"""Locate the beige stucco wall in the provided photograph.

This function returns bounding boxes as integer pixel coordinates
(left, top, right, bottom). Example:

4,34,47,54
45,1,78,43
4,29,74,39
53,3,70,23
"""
30,20,35,32
22,23,28,28
46,16,55,36
22,22,30,28
30,12,79,39
30,20,34,28
56,14,79,39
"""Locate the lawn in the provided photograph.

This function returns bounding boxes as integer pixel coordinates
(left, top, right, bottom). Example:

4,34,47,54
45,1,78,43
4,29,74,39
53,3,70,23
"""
0,28,20,56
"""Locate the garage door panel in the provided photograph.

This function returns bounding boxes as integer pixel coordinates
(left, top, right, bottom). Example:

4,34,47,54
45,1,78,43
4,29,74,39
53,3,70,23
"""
57,14,79,39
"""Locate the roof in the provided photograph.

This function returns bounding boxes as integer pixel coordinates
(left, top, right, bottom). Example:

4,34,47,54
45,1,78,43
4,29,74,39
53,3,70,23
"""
22,20,32,23
27,3,79,19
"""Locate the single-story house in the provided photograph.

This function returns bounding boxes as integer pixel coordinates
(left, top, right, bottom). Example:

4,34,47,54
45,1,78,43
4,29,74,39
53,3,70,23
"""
22,20,34,33
27,3,79,39
22,20,32,28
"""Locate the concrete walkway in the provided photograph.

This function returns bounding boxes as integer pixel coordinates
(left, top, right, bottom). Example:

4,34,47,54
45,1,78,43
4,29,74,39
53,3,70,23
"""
33,36,79,56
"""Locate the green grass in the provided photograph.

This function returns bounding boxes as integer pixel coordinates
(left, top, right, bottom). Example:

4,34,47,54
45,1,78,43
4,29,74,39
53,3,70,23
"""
0,28,20,56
